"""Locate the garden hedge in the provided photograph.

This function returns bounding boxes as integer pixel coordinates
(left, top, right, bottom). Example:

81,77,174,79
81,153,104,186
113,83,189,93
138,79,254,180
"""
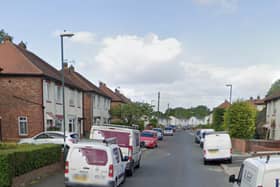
0,144,61,187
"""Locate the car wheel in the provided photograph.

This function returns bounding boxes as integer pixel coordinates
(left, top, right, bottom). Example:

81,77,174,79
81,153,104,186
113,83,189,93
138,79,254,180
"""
127,163,134,177
228,158,232,164
203,159,208,165
135,159,140,169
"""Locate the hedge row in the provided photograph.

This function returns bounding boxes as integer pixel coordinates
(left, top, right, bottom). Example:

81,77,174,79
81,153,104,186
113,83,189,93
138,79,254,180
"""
0,144,61,187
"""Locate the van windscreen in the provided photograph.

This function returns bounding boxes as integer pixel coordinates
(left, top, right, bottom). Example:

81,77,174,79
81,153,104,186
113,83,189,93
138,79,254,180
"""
101,130,130,147
80,148,108,166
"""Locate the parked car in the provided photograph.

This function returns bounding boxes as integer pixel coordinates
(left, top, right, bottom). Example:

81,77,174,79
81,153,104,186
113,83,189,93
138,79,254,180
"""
229,153,280,187
140,130,158,148
65,138,127,187
152,128,163,140
163,127,174,136
203,132,232,165
194,130,201,144
199,129,215,148
18,131,79,146
89,125,141,176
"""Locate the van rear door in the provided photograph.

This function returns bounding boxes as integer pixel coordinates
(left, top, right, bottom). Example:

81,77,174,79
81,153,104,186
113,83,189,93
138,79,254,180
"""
68,147,109,185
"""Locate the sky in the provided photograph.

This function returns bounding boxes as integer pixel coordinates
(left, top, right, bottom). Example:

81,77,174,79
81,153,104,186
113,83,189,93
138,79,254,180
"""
2,0,280,111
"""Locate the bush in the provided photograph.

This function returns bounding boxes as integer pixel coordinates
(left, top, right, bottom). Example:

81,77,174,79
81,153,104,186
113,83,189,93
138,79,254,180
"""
212,108,226,131
0,144,61,187
224,101,256,139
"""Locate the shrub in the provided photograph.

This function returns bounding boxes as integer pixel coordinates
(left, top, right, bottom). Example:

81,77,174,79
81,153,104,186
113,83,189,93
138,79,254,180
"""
0,144,61,187
224,101,257,139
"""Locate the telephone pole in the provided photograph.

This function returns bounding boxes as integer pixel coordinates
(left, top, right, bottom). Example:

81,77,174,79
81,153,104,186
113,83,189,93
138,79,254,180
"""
157,92,160,114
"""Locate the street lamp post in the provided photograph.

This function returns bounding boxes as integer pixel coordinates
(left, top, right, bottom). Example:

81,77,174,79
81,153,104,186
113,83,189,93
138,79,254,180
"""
226,84,233,104
60,31,74,160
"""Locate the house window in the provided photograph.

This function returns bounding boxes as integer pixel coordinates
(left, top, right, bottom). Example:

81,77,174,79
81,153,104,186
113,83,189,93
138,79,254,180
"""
77,92,81,108
69,90,75,106
55,120,62,131
55,86,62,103
68,118,76,132
18,116,28,136
46,82,51,101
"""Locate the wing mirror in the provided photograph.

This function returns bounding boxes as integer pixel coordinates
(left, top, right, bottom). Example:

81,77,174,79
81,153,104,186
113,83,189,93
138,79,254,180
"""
229,174,237,183
122,156,129,162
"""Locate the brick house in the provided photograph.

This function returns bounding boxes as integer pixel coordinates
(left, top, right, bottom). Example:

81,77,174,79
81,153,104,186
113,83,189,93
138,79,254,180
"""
99,82,131,122
63,65,111,135
0,38,83,141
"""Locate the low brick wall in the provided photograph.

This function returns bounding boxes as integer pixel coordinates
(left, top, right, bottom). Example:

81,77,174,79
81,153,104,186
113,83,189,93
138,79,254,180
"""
232,138,280,153
12,162,63,187
232,138,247,153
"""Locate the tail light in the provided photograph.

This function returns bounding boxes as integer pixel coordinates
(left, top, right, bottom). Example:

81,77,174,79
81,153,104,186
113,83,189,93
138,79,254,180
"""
108,164,114,177
230,148,232,154
128,146,133,161
65,161,69,174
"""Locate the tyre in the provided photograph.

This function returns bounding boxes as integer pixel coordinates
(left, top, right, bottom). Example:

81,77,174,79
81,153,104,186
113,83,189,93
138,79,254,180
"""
203,159,208,165
127,163,134,177
228,158,232,164
135,158,141,169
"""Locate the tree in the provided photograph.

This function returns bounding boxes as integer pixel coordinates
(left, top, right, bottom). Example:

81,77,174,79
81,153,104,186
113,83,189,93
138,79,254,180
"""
224,101,256,139
110,102,154,125
165,105,210,119
267,79,280,96
212,108,226,131
0,29,12,43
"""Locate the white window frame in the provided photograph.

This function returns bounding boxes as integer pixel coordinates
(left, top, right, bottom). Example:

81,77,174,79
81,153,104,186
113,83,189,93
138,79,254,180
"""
46,82,51,101
69,89,75,106
55,86,62,103
77,92,81,108
18,116,28,136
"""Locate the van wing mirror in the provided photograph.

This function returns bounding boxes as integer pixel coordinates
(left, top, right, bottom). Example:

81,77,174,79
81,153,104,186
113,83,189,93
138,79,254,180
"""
229,174,237,183
122,156,129,162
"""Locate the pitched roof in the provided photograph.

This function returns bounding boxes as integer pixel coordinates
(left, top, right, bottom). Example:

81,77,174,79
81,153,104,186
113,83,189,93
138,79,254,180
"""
216,100,231,109
0,40,82,90
265,91,280,102
99,82,126,103
63,66,110,99
247,97,265,105
114,89,131,103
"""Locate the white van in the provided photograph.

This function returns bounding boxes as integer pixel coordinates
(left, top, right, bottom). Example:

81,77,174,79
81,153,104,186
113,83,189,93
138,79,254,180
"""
199,129,215,148
203,132,232,165
65,138,127,187
229,153,280,187
90,125,142,176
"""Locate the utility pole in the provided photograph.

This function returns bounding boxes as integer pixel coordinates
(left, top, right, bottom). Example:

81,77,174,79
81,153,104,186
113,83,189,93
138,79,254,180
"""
226,84,233,104
157,92,160,114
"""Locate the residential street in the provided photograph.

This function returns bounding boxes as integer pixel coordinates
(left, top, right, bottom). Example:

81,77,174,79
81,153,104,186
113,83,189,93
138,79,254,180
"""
31,131,231,187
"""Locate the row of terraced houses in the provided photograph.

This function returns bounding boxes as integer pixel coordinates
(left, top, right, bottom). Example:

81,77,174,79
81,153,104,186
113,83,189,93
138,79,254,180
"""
0,37,131,141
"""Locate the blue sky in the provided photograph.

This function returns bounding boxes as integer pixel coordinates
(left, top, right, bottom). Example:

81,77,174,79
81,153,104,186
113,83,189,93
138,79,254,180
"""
2,0,280,110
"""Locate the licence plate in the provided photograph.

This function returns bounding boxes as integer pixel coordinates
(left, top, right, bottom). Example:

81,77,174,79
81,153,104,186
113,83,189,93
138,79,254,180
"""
73,174,88,182
208,149,218,154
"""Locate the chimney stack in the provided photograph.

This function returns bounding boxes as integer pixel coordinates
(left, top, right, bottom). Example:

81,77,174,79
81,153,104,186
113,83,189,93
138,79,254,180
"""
3,35,12,43
63,63,68,69
69,65,75,72
18,41,27,49
257,96,260,100
99,82,106,88
250,97,253,101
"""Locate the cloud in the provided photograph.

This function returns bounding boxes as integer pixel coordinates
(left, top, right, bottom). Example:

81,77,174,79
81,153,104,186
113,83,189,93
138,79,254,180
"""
75,33,279,110
194,0,238,11
70,32,95,44
94,33,183,84
52,30,95,44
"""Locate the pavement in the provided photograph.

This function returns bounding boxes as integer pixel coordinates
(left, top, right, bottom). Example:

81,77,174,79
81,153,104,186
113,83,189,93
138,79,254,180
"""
30,130,232,187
